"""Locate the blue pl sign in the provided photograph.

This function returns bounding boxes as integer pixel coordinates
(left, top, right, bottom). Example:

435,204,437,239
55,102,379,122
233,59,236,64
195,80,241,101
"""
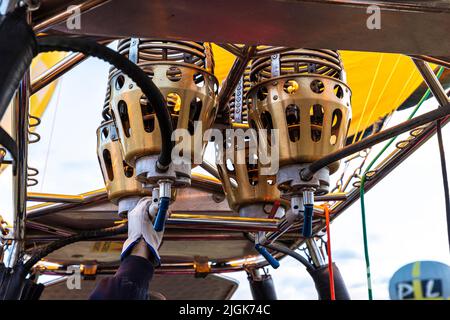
389,261,450,300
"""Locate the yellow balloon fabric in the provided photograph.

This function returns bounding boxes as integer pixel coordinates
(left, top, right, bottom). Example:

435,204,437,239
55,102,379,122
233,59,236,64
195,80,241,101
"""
29,52,66,121
340,51,426,139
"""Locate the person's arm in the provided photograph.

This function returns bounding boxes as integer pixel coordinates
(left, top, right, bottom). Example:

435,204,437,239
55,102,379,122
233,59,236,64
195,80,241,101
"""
89,197,165,300
129,238,152,260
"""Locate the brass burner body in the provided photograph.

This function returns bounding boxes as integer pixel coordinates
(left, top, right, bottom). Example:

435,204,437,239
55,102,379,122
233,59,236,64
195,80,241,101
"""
109,40,218,168
96,120,151,216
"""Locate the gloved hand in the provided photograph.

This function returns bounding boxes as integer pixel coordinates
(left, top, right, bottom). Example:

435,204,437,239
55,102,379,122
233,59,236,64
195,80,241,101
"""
121,196,167,266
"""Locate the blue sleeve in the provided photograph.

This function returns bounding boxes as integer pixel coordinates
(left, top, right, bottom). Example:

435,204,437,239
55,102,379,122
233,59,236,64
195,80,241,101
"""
89,255,154,300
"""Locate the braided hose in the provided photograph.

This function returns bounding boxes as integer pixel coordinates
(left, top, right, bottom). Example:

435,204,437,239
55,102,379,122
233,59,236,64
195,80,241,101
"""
36,36,174,169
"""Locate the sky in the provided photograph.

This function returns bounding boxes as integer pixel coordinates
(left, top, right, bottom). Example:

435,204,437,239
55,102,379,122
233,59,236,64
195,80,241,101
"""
0,54,449,300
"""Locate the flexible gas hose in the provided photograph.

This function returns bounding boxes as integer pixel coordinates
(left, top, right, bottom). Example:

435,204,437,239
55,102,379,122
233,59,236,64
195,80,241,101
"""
36,36,174,170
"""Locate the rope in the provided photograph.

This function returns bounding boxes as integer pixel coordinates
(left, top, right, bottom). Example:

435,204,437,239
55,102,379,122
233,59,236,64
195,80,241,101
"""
359,56,401,139
436,120,450,255
391,68,418,111
352,54,384,144
359,66,445,300
39,77,63,191
323,205,335,300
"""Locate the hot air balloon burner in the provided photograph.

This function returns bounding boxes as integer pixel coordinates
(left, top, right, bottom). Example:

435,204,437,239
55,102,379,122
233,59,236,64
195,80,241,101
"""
109,39,218,189
216,131,286,218
248,49,352,236
96,120,152,217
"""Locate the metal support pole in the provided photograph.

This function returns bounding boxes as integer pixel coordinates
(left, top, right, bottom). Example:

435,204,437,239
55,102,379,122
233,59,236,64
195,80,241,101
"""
305,239,326,268
315,192,347,202
31,37,112,96
26,192,85,203
199,160,221,180
31,53,87,95
191,172,224,194
217,45,256,115
217,44,245,58
410,55,450,70
33,0,110,33
10,71,30,266
167,214,279,232
200,160,238,188
412,59,449,107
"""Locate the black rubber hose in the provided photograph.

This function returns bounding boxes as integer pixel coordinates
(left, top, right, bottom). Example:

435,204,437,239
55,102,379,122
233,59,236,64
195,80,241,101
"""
0,7,37,122
264,243,350,300
248,273,278,300
309,263,351,300
23,224,127,272
263,242,315,272
36,36,173,170
302,104,450,180
0,263,27,300
436,120,450,254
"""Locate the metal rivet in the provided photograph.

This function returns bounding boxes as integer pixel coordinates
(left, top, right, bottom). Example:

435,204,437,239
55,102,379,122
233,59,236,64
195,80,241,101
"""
212,193,225,203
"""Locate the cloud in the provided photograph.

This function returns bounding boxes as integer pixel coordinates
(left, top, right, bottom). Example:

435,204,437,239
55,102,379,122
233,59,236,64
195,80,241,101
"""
333,249,359,260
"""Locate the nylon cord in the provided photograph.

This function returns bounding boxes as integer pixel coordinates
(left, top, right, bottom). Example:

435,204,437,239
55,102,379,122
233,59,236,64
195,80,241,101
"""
359,56,401,139
352,54,384,144
323,205,335,300
436,120,450,255
39,77,63,191
359,66,444,300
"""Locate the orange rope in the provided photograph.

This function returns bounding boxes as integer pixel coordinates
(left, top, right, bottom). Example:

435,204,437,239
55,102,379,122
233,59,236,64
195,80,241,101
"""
323,205,335,300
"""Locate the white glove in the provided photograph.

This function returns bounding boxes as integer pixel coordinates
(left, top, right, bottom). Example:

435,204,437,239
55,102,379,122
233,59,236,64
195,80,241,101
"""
121,196,167,266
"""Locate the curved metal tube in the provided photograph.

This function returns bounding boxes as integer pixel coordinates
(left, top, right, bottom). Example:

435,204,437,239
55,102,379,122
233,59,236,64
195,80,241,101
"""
302,103,450,180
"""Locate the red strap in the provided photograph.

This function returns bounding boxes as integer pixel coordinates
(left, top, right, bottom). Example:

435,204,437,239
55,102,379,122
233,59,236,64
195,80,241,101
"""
268,200,281,219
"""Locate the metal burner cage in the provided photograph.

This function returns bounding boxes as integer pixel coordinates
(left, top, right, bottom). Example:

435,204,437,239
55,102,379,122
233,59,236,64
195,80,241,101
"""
248,49,352,175
109,39,218,167
216,131,288,217
96,120,151,216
